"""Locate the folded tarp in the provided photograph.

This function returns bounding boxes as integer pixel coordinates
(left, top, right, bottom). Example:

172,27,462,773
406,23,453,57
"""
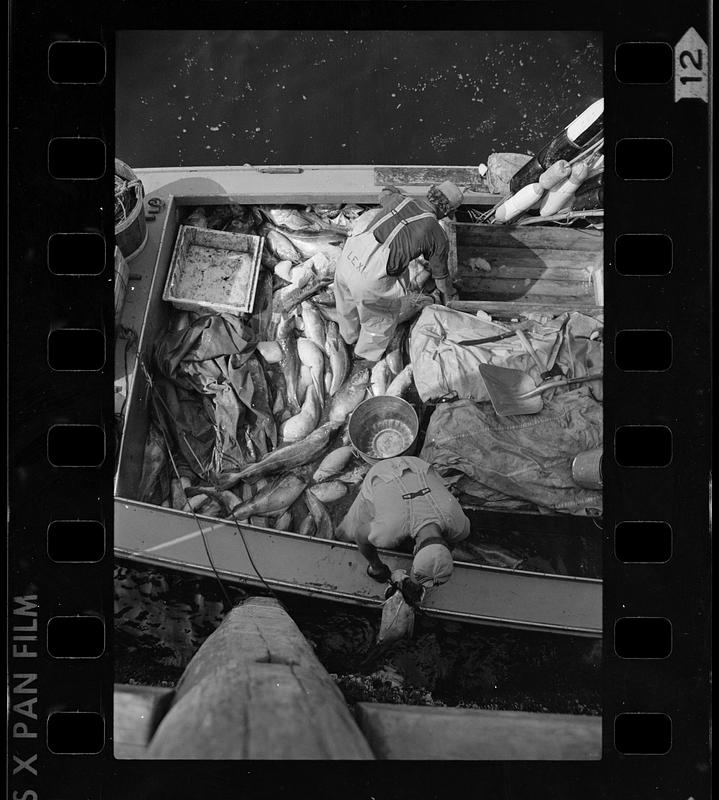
151,313,276,476
409,305,603,404
420,390,602,516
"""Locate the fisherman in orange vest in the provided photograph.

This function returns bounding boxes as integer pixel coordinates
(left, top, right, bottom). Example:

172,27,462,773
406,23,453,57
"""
334,181,464,364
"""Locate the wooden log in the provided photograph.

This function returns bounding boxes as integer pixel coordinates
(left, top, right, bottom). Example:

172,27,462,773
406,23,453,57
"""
113,684,175,760
146,597,374,759
355,704,602,760
454,222,603,252
374,165,489,193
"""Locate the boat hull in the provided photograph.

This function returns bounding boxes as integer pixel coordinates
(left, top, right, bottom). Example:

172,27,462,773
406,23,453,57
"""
115,498,601,637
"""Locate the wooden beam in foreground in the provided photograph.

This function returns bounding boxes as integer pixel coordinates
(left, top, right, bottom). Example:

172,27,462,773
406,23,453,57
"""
146,597,374,760
355,704,602,760
114,684,175,759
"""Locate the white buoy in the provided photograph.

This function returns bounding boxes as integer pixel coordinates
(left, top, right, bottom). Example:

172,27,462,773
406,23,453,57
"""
540,162,590,217
494,183,544,223
566,98,604,144
538,160,571,190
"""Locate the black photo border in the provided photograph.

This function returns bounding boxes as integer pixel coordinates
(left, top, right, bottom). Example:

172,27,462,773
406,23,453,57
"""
8,1,711,798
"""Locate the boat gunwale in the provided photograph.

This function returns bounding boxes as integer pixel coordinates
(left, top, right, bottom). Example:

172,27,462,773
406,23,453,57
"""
115,496,601,586
113,545,599,638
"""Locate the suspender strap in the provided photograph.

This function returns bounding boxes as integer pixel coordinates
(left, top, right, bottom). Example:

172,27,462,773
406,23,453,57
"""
366,197,414,234
383,210,435,249
401,487,431,500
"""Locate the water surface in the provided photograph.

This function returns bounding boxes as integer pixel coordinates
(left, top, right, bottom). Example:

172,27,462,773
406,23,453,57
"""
116,30,602,168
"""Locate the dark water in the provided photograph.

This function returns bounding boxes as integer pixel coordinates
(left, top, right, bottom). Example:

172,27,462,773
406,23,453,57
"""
114,565,601,714
116,30,601,168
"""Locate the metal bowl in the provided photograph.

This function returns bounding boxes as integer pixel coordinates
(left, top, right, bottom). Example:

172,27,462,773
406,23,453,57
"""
348,396,419,464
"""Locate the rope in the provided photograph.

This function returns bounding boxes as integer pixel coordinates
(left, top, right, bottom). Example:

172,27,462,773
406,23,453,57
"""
139,361,232,608
139,359,278,604
162,428,234,610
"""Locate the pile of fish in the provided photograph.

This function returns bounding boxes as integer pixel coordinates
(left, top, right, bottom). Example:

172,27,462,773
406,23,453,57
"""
138,203,421,538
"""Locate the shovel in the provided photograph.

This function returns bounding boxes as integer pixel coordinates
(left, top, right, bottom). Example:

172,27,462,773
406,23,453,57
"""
478,363,602,416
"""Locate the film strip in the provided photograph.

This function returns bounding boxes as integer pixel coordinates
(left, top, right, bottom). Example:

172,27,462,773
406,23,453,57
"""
8,2,710,798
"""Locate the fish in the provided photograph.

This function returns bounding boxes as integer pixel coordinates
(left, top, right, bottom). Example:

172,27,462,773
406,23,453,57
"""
189,487,244,513
297,364,311,404
227,474,307,520
229,421,341,483
275,259,314,288
260,224,304,264
309,480,348,504
253,269,275,341
246,355,278,451
183,492,209,512
280,385,321,443
329,367,370,423
277,322,302,413
273,510,293,531
313,445,356,482
299,515,317,537
300,301,327,351
273,260,294,283
312,203,343,219
385,325,407,376
185,208,208,228
313,288,336,307
197,498,223,518
258,205,325,232
336,463,371,485
370,359,391,396
385,364,414,398
297,337,326,407
307,251,335,281
317,304,342,325
325,321,351,395
255,340,283,364
303,489,334,540
170,477,187,510
324,368,333,397
278,228,347,260
243,428,258,463
138,424,168,503
266,365,288,424
412,269,432,291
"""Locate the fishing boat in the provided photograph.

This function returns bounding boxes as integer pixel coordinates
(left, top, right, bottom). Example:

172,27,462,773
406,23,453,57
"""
114,164,603,638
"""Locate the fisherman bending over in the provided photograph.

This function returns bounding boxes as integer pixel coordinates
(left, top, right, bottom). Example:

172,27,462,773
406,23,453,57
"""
335,456,470,591
334,181,464,364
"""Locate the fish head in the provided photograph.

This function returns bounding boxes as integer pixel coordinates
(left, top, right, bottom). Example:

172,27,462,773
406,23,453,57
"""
351,367,370,385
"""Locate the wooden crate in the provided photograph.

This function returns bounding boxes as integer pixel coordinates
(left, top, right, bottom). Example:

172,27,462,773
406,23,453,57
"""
448,222,603,308
162,224,264,315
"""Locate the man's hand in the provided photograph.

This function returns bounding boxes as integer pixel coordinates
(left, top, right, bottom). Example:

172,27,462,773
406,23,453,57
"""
435,278,458,304
367,562,392,583
399,577,425,607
